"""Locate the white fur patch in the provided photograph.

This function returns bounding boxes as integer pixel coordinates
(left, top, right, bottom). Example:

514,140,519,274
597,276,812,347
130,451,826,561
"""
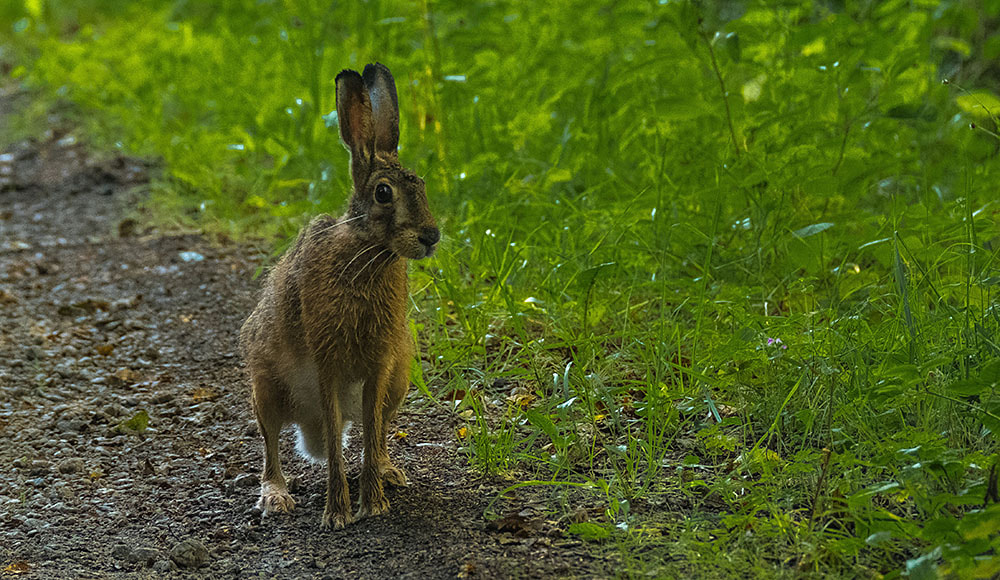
293,420,355,464
294,425,325,463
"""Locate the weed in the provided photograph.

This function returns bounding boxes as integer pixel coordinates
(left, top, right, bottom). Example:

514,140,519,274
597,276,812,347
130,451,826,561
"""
3,0,1000,576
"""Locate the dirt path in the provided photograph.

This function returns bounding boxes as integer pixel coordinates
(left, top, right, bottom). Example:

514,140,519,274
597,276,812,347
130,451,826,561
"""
0,87,607,579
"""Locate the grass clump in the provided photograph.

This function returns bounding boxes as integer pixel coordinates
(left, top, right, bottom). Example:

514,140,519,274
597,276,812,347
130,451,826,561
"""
4,0,1000,577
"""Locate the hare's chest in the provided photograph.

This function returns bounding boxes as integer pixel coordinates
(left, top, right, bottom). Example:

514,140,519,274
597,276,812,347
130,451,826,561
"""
335,292,404,339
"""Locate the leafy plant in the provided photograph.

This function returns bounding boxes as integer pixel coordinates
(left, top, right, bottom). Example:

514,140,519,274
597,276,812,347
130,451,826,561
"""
4,0,1000,576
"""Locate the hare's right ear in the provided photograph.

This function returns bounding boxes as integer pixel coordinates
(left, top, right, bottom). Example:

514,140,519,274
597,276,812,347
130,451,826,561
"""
335,69,374,164
362,62,400,157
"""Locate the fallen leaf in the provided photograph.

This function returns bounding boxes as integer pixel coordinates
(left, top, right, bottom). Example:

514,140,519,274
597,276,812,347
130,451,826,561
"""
442,388,466,402
58,298,110,315
560,506,590,525
96,344,114,356
511,392,536,409
89,469,104,481
457,561,477,579
191,387,218,402
2,561,31,574
117,217,138,238
393,431,408,441
0,289,17,304
116,410,149,434
112,368,142,385
487,512,539,537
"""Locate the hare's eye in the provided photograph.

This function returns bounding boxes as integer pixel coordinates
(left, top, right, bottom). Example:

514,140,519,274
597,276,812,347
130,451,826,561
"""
374,183,393,204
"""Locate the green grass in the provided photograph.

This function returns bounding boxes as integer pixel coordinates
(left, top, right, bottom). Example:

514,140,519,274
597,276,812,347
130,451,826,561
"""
4,0,1000,577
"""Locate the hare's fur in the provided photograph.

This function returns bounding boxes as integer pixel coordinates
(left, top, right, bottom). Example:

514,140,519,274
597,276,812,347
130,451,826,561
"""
239,63,437,528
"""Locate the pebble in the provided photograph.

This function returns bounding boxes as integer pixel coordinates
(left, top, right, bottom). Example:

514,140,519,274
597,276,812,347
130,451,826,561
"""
128,546,162,565
151,391,174,404
56,419,87,433
57,458,85,474
152,560,172,573
111,543,132,560
233,473,258,489
170,538,208,569
46,502,67,513
22,517,47,531
29,460,51,475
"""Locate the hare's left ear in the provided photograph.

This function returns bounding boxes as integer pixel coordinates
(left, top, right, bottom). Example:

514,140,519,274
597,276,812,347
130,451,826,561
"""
335,69,374,157
362,62,400,157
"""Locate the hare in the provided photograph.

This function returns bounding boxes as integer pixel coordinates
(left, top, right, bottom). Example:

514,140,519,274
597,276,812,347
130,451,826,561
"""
239,63,439,529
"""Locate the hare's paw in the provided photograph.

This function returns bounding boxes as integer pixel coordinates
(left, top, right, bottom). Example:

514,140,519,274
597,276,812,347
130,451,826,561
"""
257,483,295,514
321,507,353,530
356,476,390,520
379,462,408,487
355,494,390,520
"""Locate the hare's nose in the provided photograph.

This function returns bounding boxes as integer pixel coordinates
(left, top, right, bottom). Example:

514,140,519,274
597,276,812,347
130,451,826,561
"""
418,227,441,248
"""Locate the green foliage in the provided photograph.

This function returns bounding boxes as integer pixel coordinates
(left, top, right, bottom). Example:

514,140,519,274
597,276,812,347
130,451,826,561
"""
4,0,1000,577
568,521,611,541
116,409,149,434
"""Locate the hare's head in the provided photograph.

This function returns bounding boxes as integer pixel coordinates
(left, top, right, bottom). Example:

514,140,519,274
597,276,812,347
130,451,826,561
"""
335,63,439,260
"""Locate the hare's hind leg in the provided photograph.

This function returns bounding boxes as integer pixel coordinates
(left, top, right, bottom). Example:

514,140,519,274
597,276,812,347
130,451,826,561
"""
251,373,295,514
378,356,410,488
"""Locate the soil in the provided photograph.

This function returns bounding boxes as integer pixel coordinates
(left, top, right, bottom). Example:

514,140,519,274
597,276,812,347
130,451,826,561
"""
0,86,611,578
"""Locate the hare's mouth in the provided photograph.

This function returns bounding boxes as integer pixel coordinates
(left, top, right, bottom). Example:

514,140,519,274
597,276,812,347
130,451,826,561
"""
398,243,435,260
395,227,439,260
423,244,437,258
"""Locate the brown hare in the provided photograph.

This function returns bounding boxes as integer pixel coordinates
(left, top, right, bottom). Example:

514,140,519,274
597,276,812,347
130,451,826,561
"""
239,63,439,529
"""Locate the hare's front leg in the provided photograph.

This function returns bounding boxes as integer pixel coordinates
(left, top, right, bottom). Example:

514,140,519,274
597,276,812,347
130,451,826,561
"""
378,356,410,488
356,372,392,519
320,381,353,529
251,374,296,514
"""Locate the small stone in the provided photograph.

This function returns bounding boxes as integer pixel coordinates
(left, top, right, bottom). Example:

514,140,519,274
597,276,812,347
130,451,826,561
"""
170,538,208,569
233,473,258,489
56,419,86,433
244,506,263,523
57,458,84,474
22,517,46,531
128,546,162,565
152,560,172,573
47,502,67,513
111,543,132,560
151,391,173,404
29,460,51,475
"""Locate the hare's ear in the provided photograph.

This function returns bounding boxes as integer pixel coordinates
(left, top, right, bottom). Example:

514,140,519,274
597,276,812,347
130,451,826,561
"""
362,62,400,156
335,69,374,160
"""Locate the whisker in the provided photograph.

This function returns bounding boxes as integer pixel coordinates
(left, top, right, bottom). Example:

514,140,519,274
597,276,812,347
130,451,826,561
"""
335,244,379,285
365,251,398,295
351,248,391,285
309,214,366,237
